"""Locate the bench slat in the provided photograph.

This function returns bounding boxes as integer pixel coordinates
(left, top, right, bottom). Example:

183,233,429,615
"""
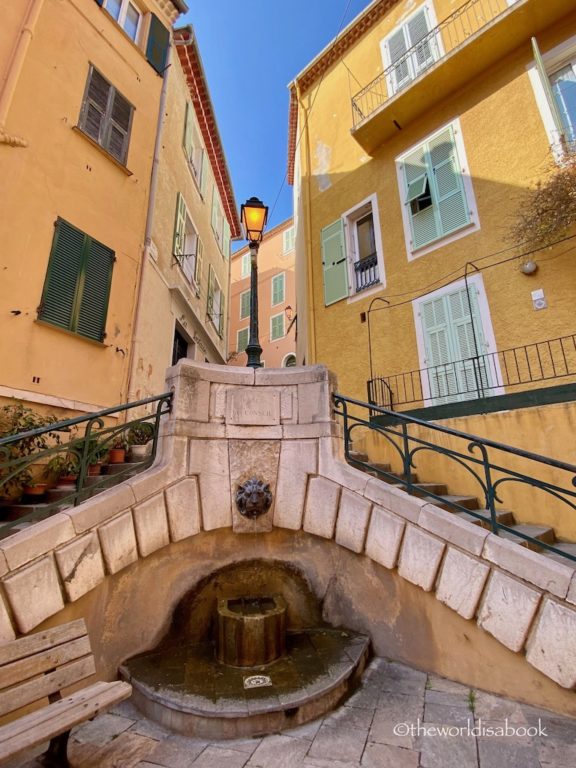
0,620,87,667
0,680,132,761
0,656,96,718
0,636,92,692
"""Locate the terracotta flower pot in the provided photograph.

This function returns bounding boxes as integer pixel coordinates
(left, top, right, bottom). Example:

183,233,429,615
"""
108,448,126,464
88,463,103,476
23,484,48,497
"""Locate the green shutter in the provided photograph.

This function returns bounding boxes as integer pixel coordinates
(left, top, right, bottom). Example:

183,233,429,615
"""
272,273,285,305
207,265,214,318
403,144,438,249
39,220,85,331
406,9,433,71
387,27,410,90
200,151,208,196
146,14,169,76
237,328,249,353
429,126,469,237
240,291,251,319
183,102,193,160
222,220,231,259
211,188,219,233
173,193,186,258
194,238,203,289
75,238,114,341
321,220,348,306
420,295,458,403
531,37,566,142
271,314,284,340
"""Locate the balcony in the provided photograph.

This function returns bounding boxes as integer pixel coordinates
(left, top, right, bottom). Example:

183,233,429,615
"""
351,0,576,154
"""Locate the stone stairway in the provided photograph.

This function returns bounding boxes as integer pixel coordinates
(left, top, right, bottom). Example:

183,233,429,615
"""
348,452,576,563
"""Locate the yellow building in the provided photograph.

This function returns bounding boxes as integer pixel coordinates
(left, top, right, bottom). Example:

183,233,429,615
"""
128,25,240,401
0,0,186,415
288,0,576,412
288,0,576,539
228,219,296,369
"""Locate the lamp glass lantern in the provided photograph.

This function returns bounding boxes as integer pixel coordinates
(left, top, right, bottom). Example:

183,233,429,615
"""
241,197,268,244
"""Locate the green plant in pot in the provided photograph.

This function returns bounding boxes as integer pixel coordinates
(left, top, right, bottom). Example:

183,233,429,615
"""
44,454,80,487
127,422,154,461
72,435,108,476
108,434,129,464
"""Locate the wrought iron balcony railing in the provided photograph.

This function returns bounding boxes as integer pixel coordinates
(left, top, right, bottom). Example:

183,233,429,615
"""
0,392,173,539
352,0,510,127
368,333,576,410
354,253,379,293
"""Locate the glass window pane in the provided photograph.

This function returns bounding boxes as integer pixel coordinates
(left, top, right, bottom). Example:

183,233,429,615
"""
124,4,140,40
356,214,376,260
105,0,122,21
550,64,576,142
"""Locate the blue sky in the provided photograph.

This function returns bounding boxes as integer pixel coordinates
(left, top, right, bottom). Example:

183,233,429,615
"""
179,1,372,242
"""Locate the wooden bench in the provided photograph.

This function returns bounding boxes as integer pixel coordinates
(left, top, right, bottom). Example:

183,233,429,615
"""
0,618,132,767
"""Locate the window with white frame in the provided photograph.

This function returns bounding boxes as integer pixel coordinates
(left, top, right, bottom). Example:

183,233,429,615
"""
283,226,295,253
240,289,251,320
530,37,576,152
173,193,203,289
103,0,141,41
183,102,206,190
397,120,478,256
240,252,250,278
237,327,249,353
211,188,231,258
270,312,285,341
380,2,441,96
320,194,384,306
283,353,297,367
271,273,285,306
207,266,224,336
79,66,133,165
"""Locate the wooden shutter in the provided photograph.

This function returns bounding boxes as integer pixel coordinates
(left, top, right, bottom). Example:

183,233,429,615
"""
107,89,132,163
272,273,285,305
207,266,214,319
321,220,348,306
82,68,110,144
447,286,491,399
222,220,231,259
173,193,186,258
194,238,203,288
211,189,220,238
429,126,469,237
39,220,85,331
531,37,566,143
237,328,249,352
200,152,208,196
76,238,114,341
406,9,433,72
403,144,438,248
146,14,170,75
183,102,193,159
240,291,251,319
420,295,458,403
387,27,410,92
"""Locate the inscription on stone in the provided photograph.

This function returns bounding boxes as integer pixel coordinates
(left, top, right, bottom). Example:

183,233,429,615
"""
226,388,280,425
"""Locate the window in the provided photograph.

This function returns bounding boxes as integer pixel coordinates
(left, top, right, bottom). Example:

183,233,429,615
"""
183,103,207,191
397,121,477,255
211,188,231,258
270,313,285,341
172,327,192,366
38,218,114,342
79,66,133,165
271,273,285,306
531,37,576,152
240,290,251,320
173,193,203,289
283,226,295,253
320,194,384,306
381,3,440,96
237,328,249,353
283,353,297,367
103,0,141,41
207,266,224,336
241,252,251,278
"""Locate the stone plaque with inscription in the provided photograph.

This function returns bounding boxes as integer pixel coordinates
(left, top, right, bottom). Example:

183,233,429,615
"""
226,388,280,425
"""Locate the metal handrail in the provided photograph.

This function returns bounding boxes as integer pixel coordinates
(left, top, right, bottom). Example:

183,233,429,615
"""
368,333,576,409
352,0,508,127
333,392,576,562
0,392,173,538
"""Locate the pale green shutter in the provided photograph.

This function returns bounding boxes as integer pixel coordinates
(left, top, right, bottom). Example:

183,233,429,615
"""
237,328,249,352
207,265,214,319
200,152,208,196
223,220,231,259
271,314,284,340
531,37,566,142
321,220,348,306
183,102,193,160
447,286,491,398
387,27,410,91
403,144,438,248
173,193,186,258
272,273,285,305
211,189,219,234
420,296,458,403
429,126,469,237
240,290,251,319
406,9,434,72
194,238,203,289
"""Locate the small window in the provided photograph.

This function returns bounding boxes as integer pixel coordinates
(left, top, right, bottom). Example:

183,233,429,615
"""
172,327,191,366
211,188,231,258
283,353,297,367
183,102,206,189
283,226,295,253
237,327,249,353
240,289,251,320
38,218,114,342
270,313,285,341
173,193,202,289
103,0,141,42
241,252,251,278
79,66,133,165
271,273,285,306
207,266,224,336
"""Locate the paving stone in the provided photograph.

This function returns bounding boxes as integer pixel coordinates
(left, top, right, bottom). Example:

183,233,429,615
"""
419,723,478,768
146,735,209,768
372,693,424,726
473,692,528,724
130,718,170,741
378,662,428,696
424,689,470,707
191,746,250,767
247,734,310,767
302,759,361,768
69,731,157,768
477,739,541,768
423,703,472,725
71,712,136,744
324,705,374,731
368,717,415,750
538,741,576,766
308,723,368,763
284,719,323,741
426,674,470,695
361,742,419,768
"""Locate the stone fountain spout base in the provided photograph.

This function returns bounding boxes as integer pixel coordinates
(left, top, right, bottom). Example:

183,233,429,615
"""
120,628,369,740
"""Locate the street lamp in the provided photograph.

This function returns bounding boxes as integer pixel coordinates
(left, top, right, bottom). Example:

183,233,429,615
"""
240,196,268,368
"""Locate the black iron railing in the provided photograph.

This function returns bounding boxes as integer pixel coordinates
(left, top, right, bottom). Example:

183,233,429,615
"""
334,393,576,562
354,253,379,293
352,0,509,127
0,392,173,538
368,333,576,409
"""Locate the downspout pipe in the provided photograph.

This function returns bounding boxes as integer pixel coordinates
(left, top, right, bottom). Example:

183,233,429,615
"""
0,0,45,147
126,45,173,402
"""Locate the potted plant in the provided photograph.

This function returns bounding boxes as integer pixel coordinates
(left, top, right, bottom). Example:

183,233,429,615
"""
108,435,128,464
127,422,154,461
72,435,108,476
44,454,79,487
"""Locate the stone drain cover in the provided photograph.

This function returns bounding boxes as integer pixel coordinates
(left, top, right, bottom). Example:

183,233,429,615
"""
243,675,273,689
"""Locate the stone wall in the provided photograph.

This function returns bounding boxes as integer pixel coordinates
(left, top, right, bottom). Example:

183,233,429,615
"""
0,362,575,715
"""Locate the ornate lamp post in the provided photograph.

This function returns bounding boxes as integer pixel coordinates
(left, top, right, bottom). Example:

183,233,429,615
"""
240,197,268,368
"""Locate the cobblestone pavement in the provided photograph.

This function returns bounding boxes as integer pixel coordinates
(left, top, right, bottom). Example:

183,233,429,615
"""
9,658,576,768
